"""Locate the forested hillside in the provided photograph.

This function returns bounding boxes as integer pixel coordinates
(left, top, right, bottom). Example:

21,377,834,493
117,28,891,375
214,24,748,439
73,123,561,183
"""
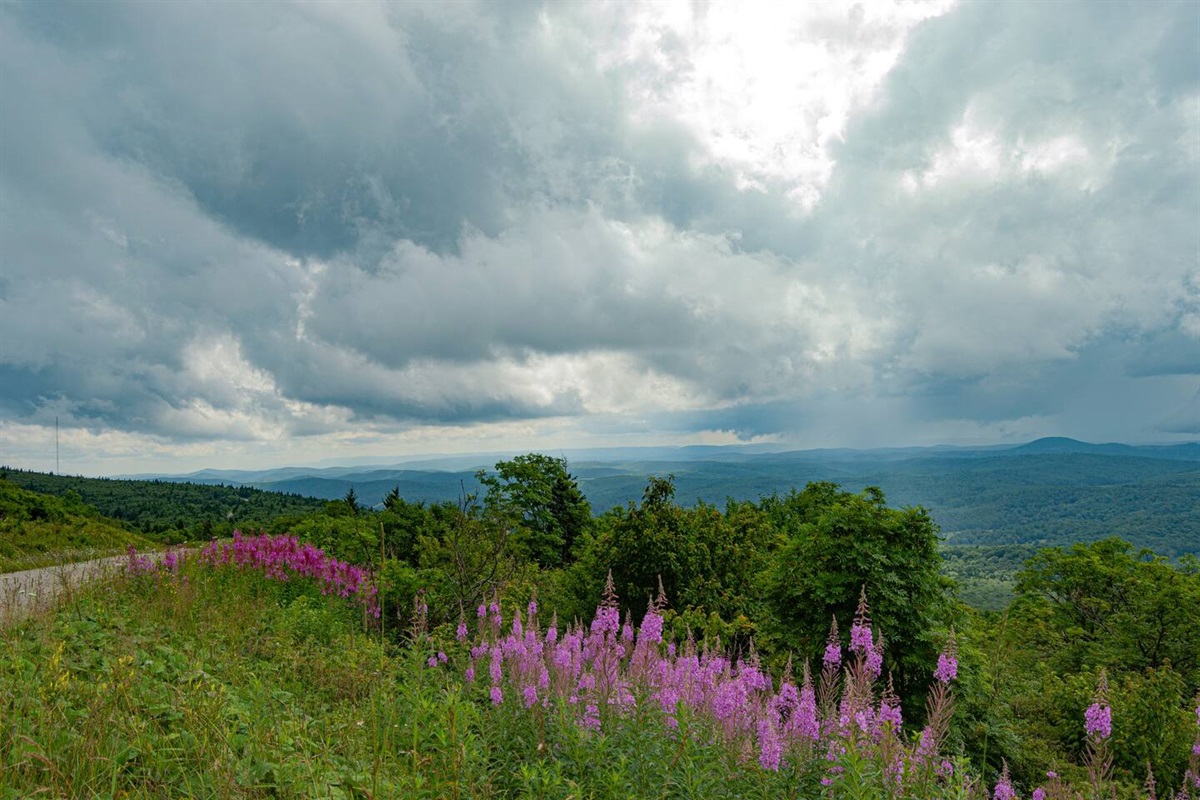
0,478,156,571
1,468,324,541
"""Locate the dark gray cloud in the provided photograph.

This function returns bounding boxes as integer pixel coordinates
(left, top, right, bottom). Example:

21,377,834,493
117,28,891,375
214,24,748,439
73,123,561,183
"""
0,0,1196,471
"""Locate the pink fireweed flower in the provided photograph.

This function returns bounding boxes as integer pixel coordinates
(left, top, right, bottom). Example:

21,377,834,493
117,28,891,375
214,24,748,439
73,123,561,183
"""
935,629,958,683
1085,702,1112,739
489,648,503,685
1032,789,1046,800
850,587,873,655
757,715,782,771
457,619,469,642
796,683,820,740
993,762,1016,800
850,623,873,655
490,686,503,706
638,608,664,646
865,639,884,680
1086,670,1112,739
581,703,601,731
879,677,902,731
934,652,958,684
823,617,842,672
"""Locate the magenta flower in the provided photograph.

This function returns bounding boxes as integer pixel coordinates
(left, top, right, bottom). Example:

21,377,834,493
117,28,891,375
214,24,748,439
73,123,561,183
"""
1086,670,1112,740
823,617,842,672
993,763,1016,800
850,588,874,655
757,716,782,771
934,651,958,684
1085,702,1112,739
865,640,884,680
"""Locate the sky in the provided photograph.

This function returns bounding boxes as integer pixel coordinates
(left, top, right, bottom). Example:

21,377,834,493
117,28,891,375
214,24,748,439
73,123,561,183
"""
1,0,1197,476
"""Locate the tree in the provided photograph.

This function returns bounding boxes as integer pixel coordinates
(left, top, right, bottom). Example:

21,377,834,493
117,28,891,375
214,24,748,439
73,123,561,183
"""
477,454,591,568
570,476,779,647
762,482,953,707
989,539,1200,787
1011,538,1200,683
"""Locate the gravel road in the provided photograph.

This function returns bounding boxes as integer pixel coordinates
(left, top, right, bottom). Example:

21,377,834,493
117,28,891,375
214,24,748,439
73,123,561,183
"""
0,555,129,624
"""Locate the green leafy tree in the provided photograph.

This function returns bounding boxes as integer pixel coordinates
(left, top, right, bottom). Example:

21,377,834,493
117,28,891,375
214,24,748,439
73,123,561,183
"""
1012,538,1200,682
569,476,779,648
477,454,591,568
762,482,953,707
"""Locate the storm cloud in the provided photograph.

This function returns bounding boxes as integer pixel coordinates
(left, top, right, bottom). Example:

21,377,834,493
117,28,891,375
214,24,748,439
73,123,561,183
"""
0,0,1196,473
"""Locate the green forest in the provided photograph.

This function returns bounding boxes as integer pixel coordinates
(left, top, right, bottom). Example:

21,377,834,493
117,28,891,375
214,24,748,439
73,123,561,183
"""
2,456,1197,796
1,467,325,542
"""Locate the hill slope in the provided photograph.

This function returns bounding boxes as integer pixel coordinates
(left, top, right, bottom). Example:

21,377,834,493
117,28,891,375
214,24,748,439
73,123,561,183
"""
1,469,326,539
0,479,157,572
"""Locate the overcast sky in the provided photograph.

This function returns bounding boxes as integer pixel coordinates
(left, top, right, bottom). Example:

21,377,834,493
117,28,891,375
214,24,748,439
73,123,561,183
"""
1,0,1197,475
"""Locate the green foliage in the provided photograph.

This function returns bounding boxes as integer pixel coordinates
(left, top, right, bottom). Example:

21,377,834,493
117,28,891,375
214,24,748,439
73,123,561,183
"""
477,454,592,568
1012,538,1200,682
2,468,324,542
940,544,1041,611
286,513,380,567
0,480,156,572
762,483,954,707
973,538,1200,790
568,476,779,644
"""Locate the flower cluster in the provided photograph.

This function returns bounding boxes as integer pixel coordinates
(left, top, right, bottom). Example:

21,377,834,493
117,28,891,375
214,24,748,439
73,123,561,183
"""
447,579,965,795
127,532,380,617
198,531,380,617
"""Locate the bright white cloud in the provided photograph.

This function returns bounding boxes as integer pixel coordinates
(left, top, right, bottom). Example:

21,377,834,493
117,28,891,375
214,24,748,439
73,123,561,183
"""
592,0,955,208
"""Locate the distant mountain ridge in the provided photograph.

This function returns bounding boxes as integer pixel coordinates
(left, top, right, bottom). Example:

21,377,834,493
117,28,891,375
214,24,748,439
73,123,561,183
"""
99,438,1200,559
117,437,1200,485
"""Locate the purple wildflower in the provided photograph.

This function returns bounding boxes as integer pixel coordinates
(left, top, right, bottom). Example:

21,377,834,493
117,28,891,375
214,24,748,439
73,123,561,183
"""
1086,670,1112,740
823,617,842,672
934,630,958,684
865,639,883,680
757,716,782,771
850,588,873,655
1085,702,1112,739
993,762,1016,800
934,651,958,684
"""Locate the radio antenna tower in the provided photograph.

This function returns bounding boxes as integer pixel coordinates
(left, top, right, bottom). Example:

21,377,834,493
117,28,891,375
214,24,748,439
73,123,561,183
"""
55,416,59,474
